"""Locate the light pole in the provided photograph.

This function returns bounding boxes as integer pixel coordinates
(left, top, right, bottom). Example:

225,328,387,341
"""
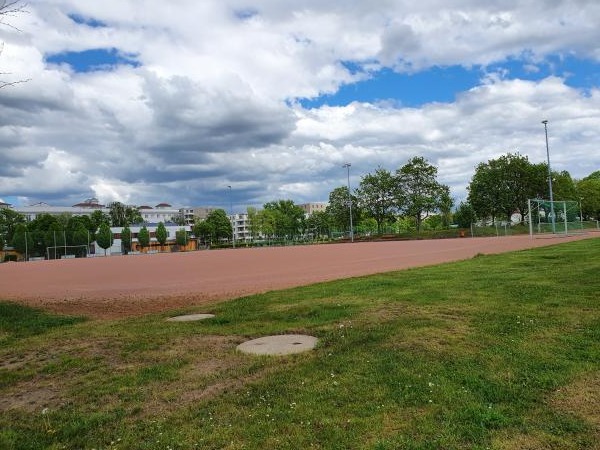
542,120,556,233
343,163,354,242
228,185,235,248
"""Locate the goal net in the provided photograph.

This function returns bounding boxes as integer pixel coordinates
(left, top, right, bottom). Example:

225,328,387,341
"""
528,199,583,237
46,245,91,259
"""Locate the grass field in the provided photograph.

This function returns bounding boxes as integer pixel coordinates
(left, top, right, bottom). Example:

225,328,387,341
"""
1,239,599,449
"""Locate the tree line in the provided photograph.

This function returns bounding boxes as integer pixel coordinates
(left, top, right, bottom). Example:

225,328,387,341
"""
2,155,599,254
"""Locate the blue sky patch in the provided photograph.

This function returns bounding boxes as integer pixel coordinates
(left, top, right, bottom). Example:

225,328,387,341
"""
300,55,600,108
46,48,140,72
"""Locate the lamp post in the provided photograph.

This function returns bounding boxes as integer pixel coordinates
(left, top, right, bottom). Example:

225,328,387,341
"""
542,120,556,233
228,185,235,248
343,163,354,242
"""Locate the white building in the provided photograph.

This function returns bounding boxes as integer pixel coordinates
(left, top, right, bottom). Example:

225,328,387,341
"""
15,198,108,221
230,212,251,242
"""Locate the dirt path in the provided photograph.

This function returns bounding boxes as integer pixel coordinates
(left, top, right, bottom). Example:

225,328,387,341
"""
1,234,596,319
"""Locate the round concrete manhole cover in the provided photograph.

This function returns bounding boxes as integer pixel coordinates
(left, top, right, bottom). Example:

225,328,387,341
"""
237,334,318,355
166,313,215,322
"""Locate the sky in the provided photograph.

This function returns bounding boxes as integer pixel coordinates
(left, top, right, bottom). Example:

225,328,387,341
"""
1,0,599,212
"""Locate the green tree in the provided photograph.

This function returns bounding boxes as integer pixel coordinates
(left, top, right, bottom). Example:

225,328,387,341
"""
453,202,477,228
468,153,546,223
156,222,167,250
246,207,260,240
96,223,113,256
108,202,142,227
11,223,33,259
44,222,66,259
137,226,150,251
193,220,214,245
71,224,89,257
396,156,451,232
176,228,188,248
121,225,132,254
305,210,331,239
552,170,577,201
576,176,600,220
325,186,360,233
263,200,305,239
0,208,25,248
205,209,233,242
90,209,110,232
356,167,398,234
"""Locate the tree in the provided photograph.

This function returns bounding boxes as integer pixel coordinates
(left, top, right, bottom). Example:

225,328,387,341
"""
156,222,167,250
396,156,451,232
246,206,261,240
44,222,66,259
204,209,232,242
576,176,600,220
108,202,142,227
11,223,32,259
0,207,25,248
176,228,188,248
326,186,360,232
305,210,331,239
356,167,398,234
453,202,477,228
96,223,113,256
137,226,150,251
193,220,213,245
552,170,577,201
71,224,89,257
263,200,305,239
468,153,546,223
121,225,132,254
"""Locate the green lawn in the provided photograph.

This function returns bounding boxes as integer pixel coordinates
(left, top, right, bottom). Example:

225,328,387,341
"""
1,238,599,449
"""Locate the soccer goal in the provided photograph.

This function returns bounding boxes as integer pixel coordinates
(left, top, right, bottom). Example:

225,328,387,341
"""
528,199,584,238
46,245,90,259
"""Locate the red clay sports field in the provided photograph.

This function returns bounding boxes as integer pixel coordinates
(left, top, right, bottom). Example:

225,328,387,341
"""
0,234,596,319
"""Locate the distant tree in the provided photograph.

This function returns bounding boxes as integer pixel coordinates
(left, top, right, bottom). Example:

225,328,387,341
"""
172,213,186,226
71,224,89,257
246,206,260,240
96,223,113,256
156,222,167,250
193,220,213,245
44,222,66,259
137,225,150,251
306,210,331,239
356,167,398,234
552,170,577,201
0,207,25,248
205,209,232,242
121,225,132,254
453,202,477,228
468,153,546,223
11,223,32,258
263,200,305,238
108,201,142,227
576,176,600,220
90,209,110,231
396,156,451,232
176,228,188,248
326,186,360,232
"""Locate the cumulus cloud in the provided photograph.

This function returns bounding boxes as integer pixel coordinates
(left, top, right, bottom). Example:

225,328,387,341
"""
0,0,599,210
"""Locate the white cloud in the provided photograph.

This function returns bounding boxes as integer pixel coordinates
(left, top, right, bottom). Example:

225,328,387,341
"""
0,0,599,210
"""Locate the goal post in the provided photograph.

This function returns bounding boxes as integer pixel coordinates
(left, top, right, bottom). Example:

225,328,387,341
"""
528,199,584,238
46,245,91,259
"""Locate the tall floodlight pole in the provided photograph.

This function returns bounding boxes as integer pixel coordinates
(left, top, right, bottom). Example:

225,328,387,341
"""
228,185,235,248
542,120,556,233
343,163,354,242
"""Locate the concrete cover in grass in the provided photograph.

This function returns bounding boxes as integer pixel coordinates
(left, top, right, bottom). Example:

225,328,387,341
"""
237,334,318,355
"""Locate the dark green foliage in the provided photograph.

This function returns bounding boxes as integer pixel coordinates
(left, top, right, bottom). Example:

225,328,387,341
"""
121,225,132,253
137,225,150,249
155,222,167,247
96,222,113,255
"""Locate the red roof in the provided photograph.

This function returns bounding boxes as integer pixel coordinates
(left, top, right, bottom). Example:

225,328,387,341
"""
155,203,172,208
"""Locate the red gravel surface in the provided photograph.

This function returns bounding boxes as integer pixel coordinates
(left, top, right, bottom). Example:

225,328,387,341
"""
0,234,595,319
